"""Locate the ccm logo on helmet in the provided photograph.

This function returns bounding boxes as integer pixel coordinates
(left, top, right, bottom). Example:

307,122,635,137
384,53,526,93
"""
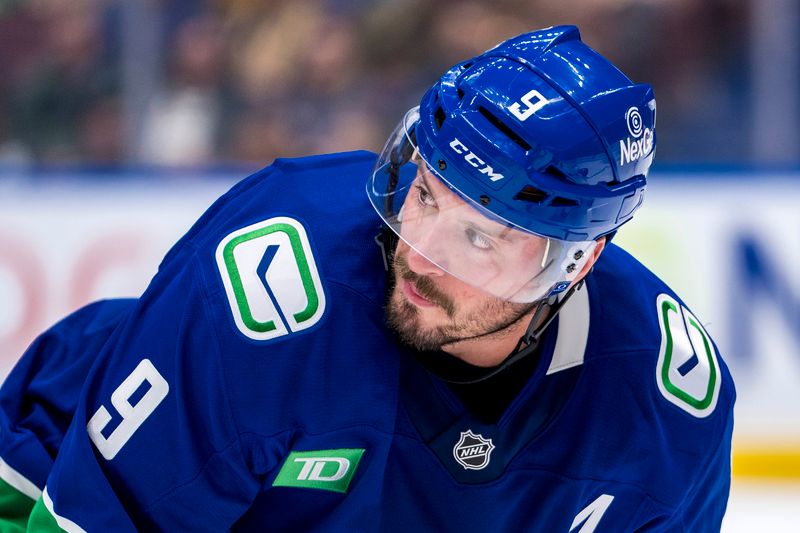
449,138,505,182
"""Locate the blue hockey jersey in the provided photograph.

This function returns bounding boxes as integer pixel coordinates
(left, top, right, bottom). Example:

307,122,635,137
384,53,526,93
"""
0,151,734,532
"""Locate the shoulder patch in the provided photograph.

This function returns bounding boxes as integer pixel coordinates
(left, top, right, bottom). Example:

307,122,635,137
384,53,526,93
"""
216,217,326,341
655,293,721,418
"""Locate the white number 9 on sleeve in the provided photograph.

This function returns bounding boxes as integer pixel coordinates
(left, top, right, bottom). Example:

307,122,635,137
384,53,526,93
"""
87,358,169,461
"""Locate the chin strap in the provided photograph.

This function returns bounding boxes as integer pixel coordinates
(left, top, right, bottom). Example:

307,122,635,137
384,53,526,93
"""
376,226,398,273
519,279,584,350
429,279,585,385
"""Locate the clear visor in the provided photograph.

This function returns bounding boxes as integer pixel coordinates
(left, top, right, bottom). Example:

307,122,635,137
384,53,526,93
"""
367,107,596,303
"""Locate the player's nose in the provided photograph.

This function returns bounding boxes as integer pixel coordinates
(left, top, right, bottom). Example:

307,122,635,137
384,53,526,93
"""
406,246,446,278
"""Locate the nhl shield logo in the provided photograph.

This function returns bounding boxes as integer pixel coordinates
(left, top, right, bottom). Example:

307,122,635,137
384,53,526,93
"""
453,430,495,470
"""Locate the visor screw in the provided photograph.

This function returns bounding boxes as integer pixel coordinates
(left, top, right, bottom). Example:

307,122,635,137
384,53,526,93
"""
438,159,447,170
566,263,577,273
479,195,490,205
573,250,584,260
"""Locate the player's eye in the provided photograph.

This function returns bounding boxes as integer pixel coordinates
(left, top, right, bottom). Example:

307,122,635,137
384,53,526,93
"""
415,185,437,208
465,227,494,251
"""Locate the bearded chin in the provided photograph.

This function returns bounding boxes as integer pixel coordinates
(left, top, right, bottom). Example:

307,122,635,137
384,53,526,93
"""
385,280,538,353
385,292,457,351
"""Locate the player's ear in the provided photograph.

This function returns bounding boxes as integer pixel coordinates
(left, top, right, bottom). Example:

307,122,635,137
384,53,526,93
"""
574,236,606,284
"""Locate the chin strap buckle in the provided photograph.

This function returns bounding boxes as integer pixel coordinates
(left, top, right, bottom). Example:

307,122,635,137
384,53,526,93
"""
519,278,586,349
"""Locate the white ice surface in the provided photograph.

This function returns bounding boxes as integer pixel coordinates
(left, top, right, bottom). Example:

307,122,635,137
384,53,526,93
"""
722,479,800,531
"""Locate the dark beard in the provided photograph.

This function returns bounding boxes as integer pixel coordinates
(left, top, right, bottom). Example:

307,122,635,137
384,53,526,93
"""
385,253,535,351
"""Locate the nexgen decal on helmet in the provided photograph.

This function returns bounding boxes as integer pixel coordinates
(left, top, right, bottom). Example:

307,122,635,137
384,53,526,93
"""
367,25,656,302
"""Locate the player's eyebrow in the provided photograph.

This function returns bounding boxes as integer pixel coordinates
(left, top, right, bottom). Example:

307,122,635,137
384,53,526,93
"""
496,226,519,242
479,224,519,243
417,171,443,208
418,171,436,198
419,171,518,243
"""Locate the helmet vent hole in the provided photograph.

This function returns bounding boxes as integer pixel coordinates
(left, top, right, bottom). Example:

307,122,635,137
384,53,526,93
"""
478,107,532,151
434,107,446,130
514,185,549,203
544,165,568,179
550,196,578,207
457,87,465,101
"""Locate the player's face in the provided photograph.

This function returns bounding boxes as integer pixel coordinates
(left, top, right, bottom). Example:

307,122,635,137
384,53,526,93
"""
386,173,540,355
387,162,555,302
387,240,537,354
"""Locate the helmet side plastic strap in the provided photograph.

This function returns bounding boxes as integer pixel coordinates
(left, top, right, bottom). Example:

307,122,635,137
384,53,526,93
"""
376,227,398,273
442,279,585,385
519,278,584,350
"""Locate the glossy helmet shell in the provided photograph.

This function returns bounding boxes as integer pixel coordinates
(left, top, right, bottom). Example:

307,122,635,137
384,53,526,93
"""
415,25,656,241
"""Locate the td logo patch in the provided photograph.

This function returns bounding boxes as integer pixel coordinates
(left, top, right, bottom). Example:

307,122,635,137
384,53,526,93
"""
655,293,721,418
216,217,326,341
272,449,365,493
453,430,495,470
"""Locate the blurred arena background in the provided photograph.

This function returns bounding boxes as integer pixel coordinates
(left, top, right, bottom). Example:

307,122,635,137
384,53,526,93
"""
1,0,799,528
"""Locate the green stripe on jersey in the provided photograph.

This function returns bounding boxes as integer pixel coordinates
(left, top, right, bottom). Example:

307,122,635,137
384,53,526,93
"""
0,477,37,532
27,496,65,533
27,489,85,533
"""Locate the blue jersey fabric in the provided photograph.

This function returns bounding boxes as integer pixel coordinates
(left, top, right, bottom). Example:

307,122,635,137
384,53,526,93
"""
0,151,734,532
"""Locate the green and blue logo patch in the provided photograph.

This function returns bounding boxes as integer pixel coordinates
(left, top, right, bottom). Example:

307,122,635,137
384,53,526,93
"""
655,293,721,418
216,217,326,341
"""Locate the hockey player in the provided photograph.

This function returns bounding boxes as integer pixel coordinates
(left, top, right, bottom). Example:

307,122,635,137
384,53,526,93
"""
0,26,733,531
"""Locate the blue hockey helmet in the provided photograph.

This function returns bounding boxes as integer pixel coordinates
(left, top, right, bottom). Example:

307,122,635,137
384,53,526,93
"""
368,26,656,303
